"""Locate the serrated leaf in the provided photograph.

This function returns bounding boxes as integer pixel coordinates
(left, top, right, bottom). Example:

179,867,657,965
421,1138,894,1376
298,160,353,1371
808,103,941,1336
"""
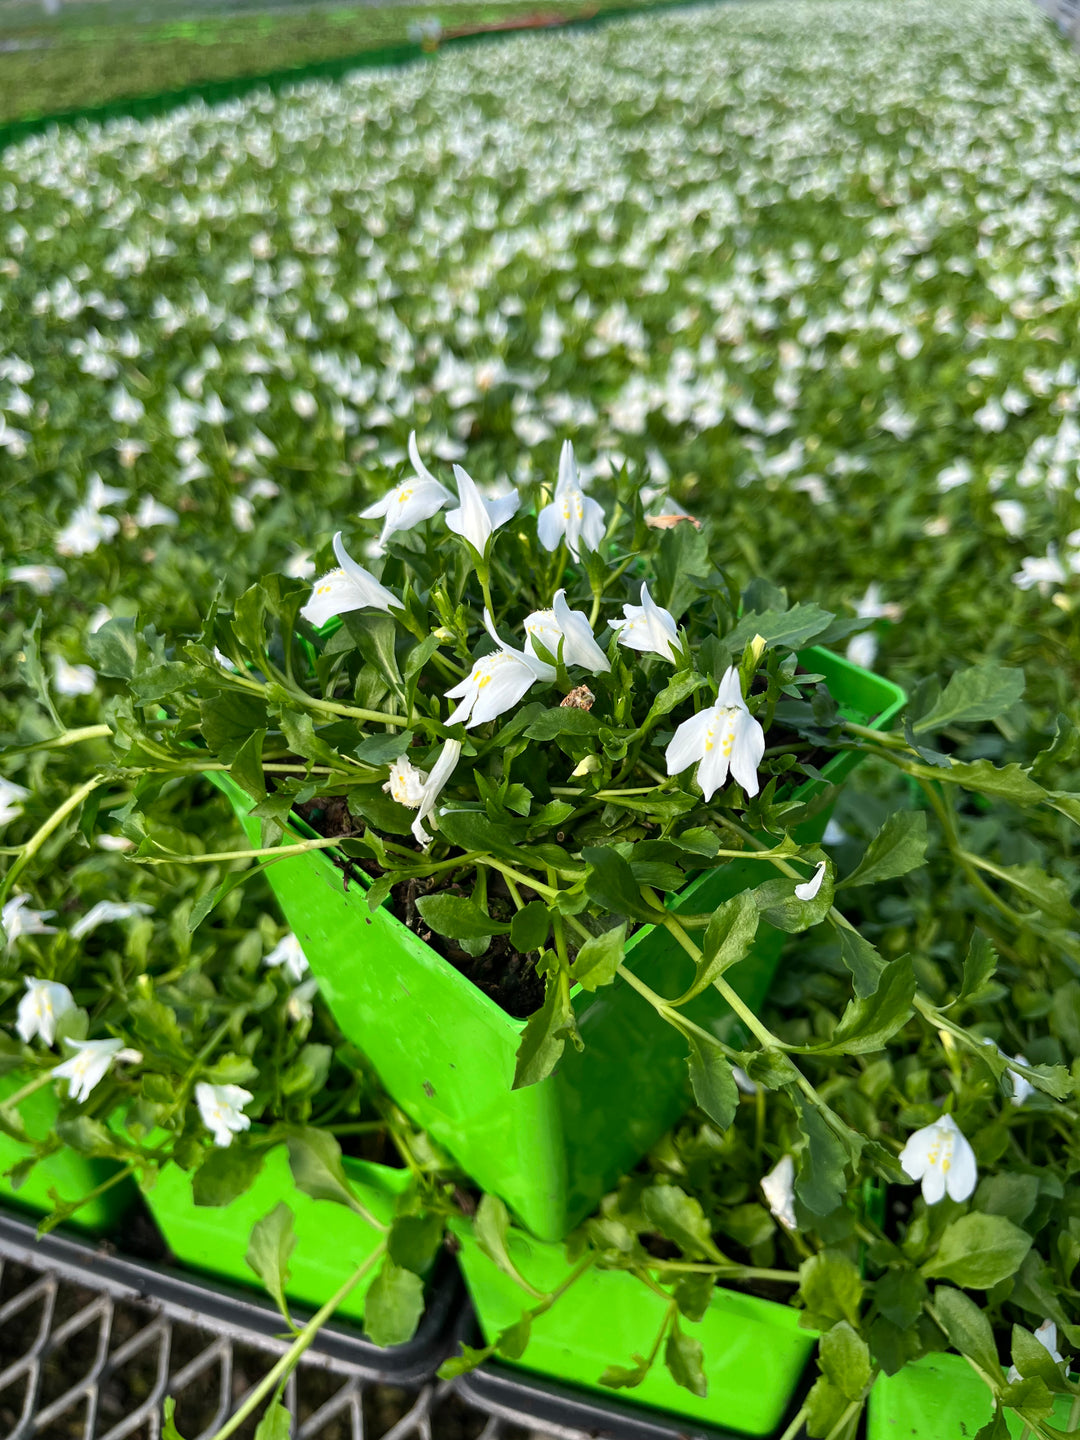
945,760,1047,806
794,1096,851,1216
572,924,625,991
931,1287,1003,1381
387,1213,443,1274
364,1259,424,1348
509,901,551,954
193,1145,265,1207
725,602,835,655
582,846,659,921
957,931,998,1004
922,1214,1033,1290
252,1403,292,1440
799,1250,863,1329
912,663,1024,733
641,1184,722,1260
836,927,887,1000
245,1202,296,1327
812,956,915,1055
685,1033,739,1130
753,862,834,933
286,1129,358,1211
512,973,578,1088
665,1320,707,1397
415,893,509,940
672,891,759,1004
819,1321,871,1401
838,811,926,889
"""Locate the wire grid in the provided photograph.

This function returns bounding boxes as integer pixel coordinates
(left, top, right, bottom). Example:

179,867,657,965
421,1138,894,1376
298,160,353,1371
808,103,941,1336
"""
0,1212,546,1440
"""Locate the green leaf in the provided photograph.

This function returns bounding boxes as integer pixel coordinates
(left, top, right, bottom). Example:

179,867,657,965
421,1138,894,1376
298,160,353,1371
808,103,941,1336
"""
922,1214,1033,1290
956,932,998,1005
572,924,626,992
944,760,1047,806
496,1314,532,1360
163,1397,190,1440
512,972,578,1088
641,1185,722,1261
600,1356,652,1389
473,1195,527,1286
912,663,1025,733
582,846,660,921
438,1344,491,1380
793,1096,851,1216
86,614,139,680
874,1268,927,1328
364,1259,424,1348
16,612,61,730
988,864,1074,925
673,1271,714,1322
230,727,267,803
509,902,551,954
193,1146,265,1207
388,1213,443,1274
354,732,413,766
799,1251,864,1329
641,671,710,725
815,956,915,1055
836,927,887,1000
436,808,526,864
972,1411,1010,1440
286,1129,358,1211
978,1174,1039,1226
415,893,509,940
253,1403,292,1440
245,1203,296,1326
665,1320,707,1398
724,602,835,656
753,862,834,934
931,1287,1003,1381
804,1376,852,1439
819,1321,871,1401
523,708,602,740
685,1034,739,1130
837,811,926,889
673,891,759,1004
1011,1325,1069,1391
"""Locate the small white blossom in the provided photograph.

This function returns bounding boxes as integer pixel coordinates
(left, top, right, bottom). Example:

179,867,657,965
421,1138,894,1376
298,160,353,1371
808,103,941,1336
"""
52,657,96,697
1012,552,1067,592
383,739,462,845
230,496,255,533
523,589,611,673
0,778,29,827
9,564,64,595
263,933,309,984
284,549,315,580
196,1081,254,1147
3,895,58,951
794,860,827,901
761,1154,797,1230
445,611,554,729
88,605,113,634
286,978,319,1026
53,1037,130,1103
16,977,75,1046
301,532,398,627
96,834,134,852
665,666,765,800
992,501,1027,538
445,465,519,555
845,632,879,670
610,582,681,665
536,440,606,560
134,496,179,530
898,1113,977,1204
70,900,153,940
360,432,453,546
56,505,119,557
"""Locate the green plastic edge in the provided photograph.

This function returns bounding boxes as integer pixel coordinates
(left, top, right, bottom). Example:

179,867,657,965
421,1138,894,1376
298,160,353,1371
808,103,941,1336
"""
0,0,734,155
867,1352,1076,1438
451,1216,817,1435
0,1069,136,1234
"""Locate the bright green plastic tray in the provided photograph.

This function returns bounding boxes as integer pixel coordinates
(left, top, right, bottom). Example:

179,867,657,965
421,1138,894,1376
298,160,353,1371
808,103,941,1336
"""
211,647,904,1242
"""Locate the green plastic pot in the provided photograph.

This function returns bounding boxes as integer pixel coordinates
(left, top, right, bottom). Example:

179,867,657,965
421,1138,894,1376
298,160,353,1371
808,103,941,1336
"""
211,647,903,1243
131,1136,410,1327
451,1215,816,1436
0,1069,135,1234
867,1352,1076,1437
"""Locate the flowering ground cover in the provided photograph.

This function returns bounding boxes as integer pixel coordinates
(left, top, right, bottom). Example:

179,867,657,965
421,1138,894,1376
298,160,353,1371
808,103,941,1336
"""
2,0,1080,1433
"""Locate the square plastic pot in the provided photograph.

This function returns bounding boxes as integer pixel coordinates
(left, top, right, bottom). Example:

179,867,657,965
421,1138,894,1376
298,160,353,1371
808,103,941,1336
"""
131,1135,410,1330
868,1351,1076,1437
451,1215,816,1436
210,647,903,1243
0,1069,136,1234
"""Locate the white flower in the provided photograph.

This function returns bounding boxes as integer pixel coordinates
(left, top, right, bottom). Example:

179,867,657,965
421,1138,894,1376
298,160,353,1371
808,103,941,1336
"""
445,611,554,729
52,657,96,697
87,476,128,510
898,1113,977,1204
263,933,309,984
383,739,462,846
665,666,766,800
445,465,519,555
286,978,319,1026
536,440,606,560
284,549,315,580
1007,1321,1063,1383
109,388,144,424
523,589,611,673
845,632,879,670
70,900,153,940
88,605,113,635
53,1037,129,1102
980,1038,1036,1106
96,834,134,852
610,582,681,665
16,977,75,1046
301,532,398,627
56,505,119,557
134,496,179,529
195,1081,254,1147
0,778,29,827
794,860,827,902
231,496,255,533
1012,552,1067,592
3,895,58,951
9,564,64,595
360,432,453,546
991,500,1026,538
761,1154,797,1230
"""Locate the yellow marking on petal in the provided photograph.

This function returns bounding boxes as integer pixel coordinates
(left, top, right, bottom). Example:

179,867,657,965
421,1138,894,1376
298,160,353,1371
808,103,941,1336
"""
397,488,413,503
477,674,492,689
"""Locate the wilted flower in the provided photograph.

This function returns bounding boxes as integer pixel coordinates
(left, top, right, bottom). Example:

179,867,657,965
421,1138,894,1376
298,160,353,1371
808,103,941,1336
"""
301,532,398,627
445,465,519,556
0,778,29,827
611,582,681,664
16,977,75,1046
195,1081,254,1147
665,666,765,800
70,900,153,941
898,1113,977,1204
761,1154,797,1230
445,611,554,728
523,589,611,672
383,738,463,845
794,860,827,901
536,440,605,560
54,1038,139,1103
263,932,309,984
360,432,453,545
3,895,58,951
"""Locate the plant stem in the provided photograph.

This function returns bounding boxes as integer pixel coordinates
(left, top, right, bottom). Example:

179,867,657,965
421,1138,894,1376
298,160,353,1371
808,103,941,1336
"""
297,694,411,728
0,774,107,904
205,1243,386,1440
1,1068,56,1112
135,834,354,866
2,723,113,757
777,1403,809,1440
